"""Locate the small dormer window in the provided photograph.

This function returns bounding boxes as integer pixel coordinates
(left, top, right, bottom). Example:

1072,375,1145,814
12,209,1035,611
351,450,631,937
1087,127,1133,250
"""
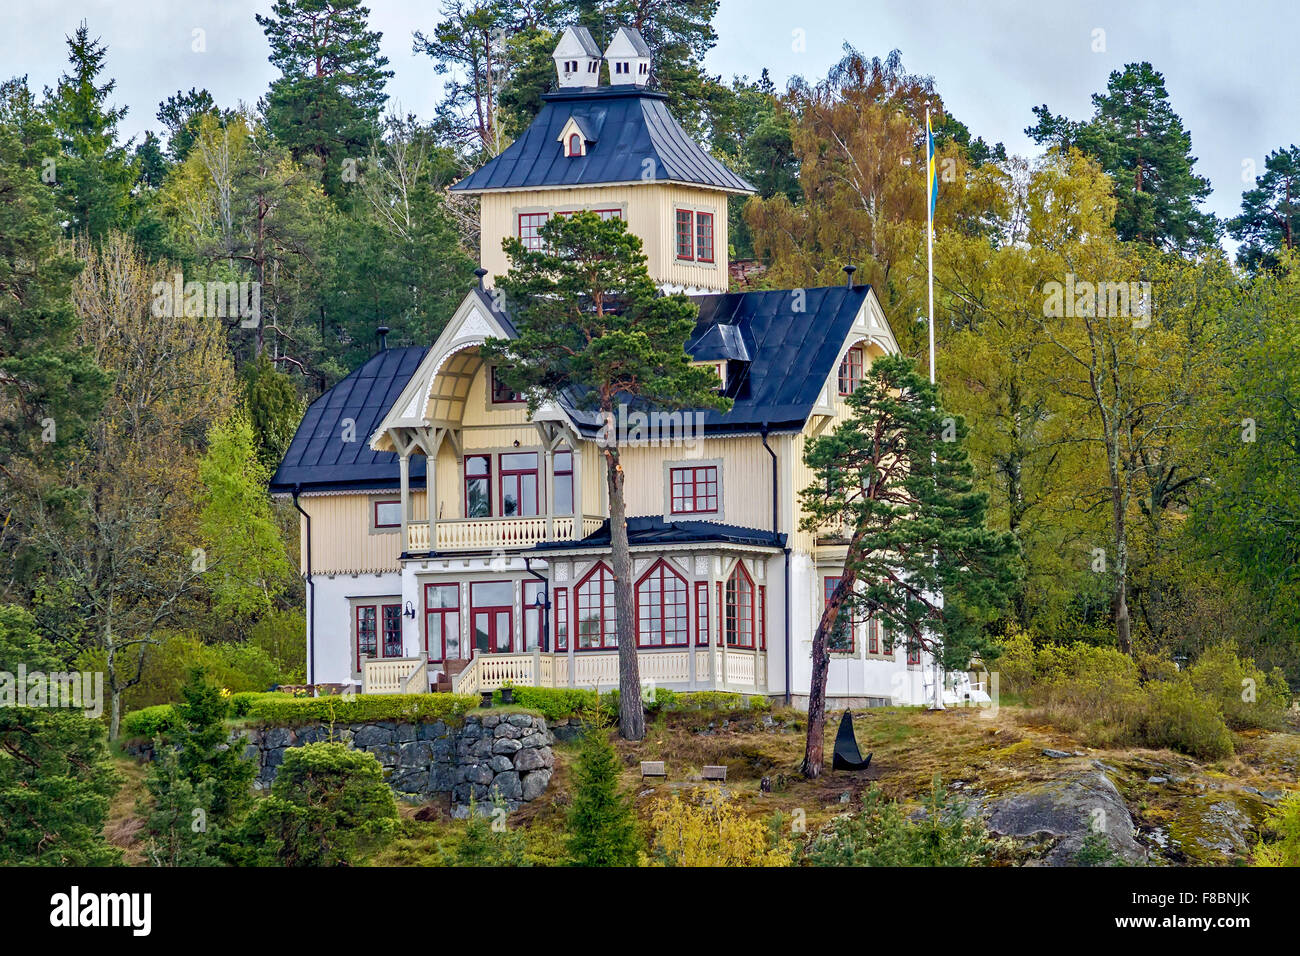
565,59,577,72
640,63,648,75
568,133,582,157
615,61,628,75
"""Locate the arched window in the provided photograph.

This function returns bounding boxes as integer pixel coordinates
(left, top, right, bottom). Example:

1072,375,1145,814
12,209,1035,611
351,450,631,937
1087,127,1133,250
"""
576,563,617,649
636,560,689,647
568,133,582,156
724,563,755,648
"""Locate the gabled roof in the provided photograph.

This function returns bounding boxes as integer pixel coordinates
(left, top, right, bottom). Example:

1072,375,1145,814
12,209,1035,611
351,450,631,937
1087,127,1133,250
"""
606,26,651,57
275,284,898,491
269,346,428,495
557,25,602,58
451,88,754,195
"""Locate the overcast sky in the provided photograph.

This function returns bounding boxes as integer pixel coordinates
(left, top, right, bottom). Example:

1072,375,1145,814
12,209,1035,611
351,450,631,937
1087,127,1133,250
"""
1,0,1294,232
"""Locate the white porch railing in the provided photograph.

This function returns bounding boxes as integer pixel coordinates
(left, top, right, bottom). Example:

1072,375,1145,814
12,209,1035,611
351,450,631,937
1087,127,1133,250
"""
406,515,604,552
450,647,766,696
362,657,429,695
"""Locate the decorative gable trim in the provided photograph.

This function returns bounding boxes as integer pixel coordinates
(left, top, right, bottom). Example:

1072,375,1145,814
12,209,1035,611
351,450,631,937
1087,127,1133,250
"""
557,116,592,157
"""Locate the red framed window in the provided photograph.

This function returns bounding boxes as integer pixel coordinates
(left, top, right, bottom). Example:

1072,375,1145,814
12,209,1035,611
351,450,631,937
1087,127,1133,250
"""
373,499,401,528
636,560,689,647
695,582,710,646
824,576,855,653
675,209,694,260
907,643,922,665
524,581,545,651
568,133,582,156
553,448,574,515
695,211,714,262
554,588,569,651
758,585,767,651
670,465,718,514
491,366,524,404
576,562,617,648
725,564,755,648
838,346,864,395
518,212,549,251
356,602,402,671
866,616,880,655
593,208,622,221
499,452,540,517
470,581,514,654
424,584,461,662
465,454,491,517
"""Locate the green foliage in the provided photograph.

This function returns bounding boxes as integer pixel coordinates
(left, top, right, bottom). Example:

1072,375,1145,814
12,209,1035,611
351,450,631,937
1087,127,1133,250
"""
1254,793,1300,867
138,745,223,866
1026,62,1216,249
0,606,121,865
1229,146,1300,272
246,692,479,726
198,412,298,624
233,742,398,866
1073,831,1125,867
493,685,599,721
804,776,992,867
801,352,1022,673
646,787,793,866
446,793,530,867
174,669,257,825
566,721,642,867
1185,643,1290,731
247,609,307,685
122,704,181,739
1139,680,1235,760
239,355,304,472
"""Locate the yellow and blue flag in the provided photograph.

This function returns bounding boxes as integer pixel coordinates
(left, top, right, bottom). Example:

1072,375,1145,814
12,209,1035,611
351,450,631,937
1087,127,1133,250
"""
926,112,938,218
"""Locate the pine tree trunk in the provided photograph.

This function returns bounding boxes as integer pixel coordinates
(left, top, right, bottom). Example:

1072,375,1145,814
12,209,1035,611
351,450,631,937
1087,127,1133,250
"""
801,576,853,777
605,446,644,741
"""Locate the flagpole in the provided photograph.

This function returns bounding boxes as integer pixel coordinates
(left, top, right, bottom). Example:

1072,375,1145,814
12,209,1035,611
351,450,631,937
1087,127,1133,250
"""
925,106,944,711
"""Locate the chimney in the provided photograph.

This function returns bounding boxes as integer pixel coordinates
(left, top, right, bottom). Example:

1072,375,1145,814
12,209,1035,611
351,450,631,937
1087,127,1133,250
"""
475,267,488,290
843,264,857,289
376,325,390,350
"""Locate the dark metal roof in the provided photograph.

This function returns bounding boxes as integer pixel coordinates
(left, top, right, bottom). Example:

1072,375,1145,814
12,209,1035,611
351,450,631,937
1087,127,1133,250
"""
531,516,784,552
451,88,754,194
269,345,429,495
273,285,878,491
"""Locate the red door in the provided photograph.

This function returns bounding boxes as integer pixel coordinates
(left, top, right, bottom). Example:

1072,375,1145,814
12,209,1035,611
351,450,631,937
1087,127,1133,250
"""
470,581,514,655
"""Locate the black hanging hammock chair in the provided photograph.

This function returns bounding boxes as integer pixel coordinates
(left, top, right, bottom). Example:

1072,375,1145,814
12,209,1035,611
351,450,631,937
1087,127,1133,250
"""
832,709,873,771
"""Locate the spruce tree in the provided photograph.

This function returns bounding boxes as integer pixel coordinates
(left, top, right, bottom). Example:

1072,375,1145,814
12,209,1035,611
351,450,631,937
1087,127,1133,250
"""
174,668,255,826
1229,146,1300,273
566,720,641,866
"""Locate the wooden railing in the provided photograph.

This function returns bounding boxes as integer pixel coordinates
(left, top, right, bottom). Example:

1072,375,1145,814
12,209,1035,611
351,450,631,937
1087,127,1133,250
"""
449,647,766,695
362,657,428,695
406,515,604,552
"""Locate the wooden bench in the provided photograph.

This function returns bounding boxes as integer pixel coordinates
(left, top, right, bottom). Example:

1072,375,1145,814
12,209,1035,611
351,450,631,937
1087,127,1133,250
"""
640,761,667,779
702,765,728,782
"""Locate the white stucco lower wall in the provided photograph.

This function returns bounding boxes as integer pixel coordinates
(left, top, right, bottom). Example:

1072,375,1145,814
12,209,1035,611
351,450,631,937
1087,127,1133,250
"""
308,571,404,686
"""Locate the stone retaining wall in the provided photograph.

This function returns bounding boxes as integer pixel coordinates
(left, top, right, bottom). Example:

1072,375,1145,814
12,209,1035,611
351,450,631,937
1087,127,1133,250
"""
233,711,555,816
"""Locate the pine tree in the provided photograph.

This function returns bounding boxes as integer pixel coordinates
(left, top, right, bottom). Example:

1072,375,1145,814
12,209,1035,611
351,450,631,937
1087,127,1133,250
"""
139,745,223,867
798,354,1020,776
566,720,641,866
1026,62,1217,250
483,212,729,740
257,0,392,197
1229,146,1300,273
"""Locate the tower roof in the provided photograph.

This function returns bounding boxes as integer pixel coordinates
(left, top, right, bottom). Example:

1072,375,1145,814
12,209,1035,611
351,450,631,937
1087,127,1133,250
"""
450,87,754,195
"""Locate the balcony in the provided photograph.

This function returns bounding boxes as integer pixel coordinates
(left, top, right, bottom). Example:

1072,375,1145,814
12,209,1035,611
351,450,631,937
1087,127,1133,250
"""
406,515,605,552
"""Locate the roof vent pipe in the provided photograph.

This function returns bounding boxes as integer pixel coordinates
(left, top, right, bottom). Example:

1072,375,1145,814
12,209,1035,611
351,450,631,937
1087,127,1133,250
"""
475,267,489,290
376,325,390,350
843,264,857,289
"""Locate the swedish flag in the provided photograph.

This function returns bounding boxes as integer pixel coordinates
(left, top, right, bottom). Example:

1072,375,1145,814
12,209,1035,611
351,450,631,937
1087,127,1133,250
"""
926,112,938,219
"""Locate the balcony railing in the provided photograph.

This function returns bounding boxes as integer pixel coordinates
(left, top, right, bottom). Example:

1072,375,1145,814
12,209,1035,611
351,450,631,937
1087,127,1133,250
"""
451,646,767,697
407,515,604,552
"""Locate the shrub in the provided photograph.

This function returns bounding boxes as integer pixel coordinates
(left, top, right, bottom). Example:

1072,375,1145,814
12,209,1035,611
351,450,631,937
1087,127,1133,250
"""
138,746,223,867
175,669,256,825
228,691,294,718
233,742,398,866
445,793,530,867
567,719,642,866
646,788,792,866
247,608,307,685
245,692,478,726
804,776,992,867
1186,643,1290,731
122,704,181,740
1140,679,1234,759
494,686,599,721
992,626,1037,696
1254,792,1300,867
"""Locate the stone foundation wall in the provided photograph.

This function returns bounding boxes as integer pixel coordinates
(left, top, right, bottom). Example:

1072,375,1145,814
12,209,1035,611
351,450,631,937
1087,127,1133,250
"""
234,711,554,815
